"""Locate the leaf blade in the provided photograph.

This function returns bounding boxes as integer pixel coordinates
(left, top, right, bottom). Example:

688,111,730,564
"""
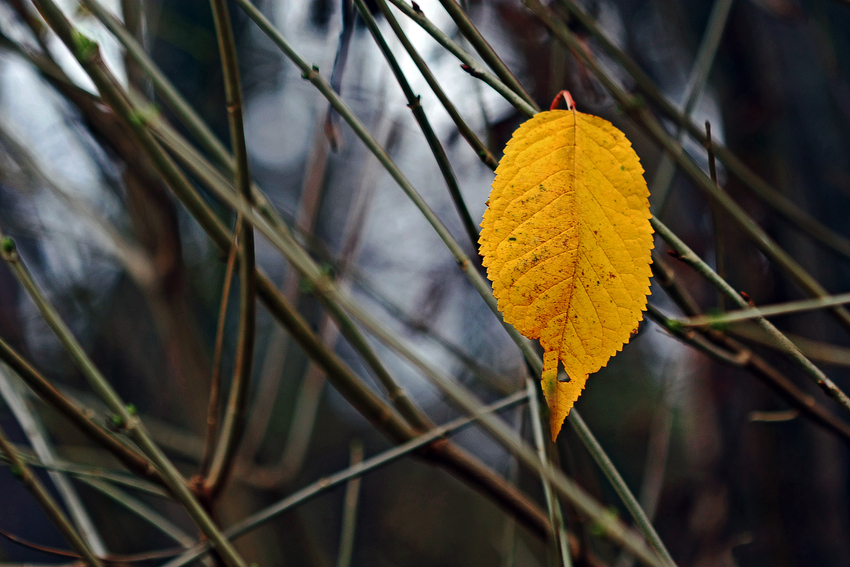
481,109,653,439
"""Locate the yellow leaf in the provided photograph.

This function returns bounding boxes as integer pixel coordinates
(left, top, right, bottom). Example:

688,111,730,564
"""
479,97,653,440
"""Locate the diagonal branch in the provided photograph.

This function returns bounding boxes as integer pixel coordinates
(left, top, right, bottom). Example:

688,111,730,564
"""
434,0,537,108
0,335,162,484
0,424,104,567
0,369,107,555
160,390,531,567
652,217,850,412
376,0,498,169
384,0,537,116
355,0,479,248
649,0,735,212
676,292,850,328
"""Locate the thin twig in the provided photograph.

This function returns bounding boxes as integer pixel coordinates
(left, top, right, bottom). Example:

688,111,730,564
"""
645,306,750,367
0,525,184,563
0,120,156,290
336,439,364,567
650,0,735,211
729,325,850,368
0,231,244,567
0,239,135,437
383,0,538,116
0,445,166,497
567,412,676,567
749,409,799,422
346,265,516,393
500,404,525,567
240,68,338,464
81,0,232,173
159,390,533,567
0,425,104,567
650,251,701,317
0,335,161,484
204,0,258,500
0,369,107,555
650,258,850,444
705,121,726,311
83,473,218,564
200,215,243,477
375,0,498,169
434,0,537,108
263,110,389,486
527,379,573,567
668,316,850,438
76,477,197,549
83,0,285,247
652,217,850,413
355,0,480,248
676,292,850,328
613,368,674,567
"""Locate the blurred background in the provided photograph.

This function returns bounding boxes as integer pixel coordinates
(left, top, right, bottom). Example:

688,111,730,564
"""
1,0,850,565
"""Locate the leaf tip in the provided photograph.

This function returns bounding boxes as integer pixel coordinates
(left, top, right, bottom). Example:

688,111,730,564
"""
550,415,564,442
542,351,589,441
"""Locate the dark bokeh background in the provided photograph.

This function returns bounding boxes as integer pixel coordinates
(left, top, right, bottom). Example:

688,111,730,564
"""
1,0,850,565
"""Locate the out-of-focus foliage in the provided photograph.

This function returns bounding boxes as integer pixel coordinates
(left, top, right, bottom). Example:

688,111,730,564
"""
0,0,849,566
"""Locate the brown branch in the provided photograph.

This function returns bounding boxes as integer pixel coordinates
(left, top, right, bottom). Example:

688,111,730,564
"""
649,259,850,444
199,215,244,478
0,525,184,563
0,426,104,566
0,336,161,484
203,0,258,500
256,273,553,541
